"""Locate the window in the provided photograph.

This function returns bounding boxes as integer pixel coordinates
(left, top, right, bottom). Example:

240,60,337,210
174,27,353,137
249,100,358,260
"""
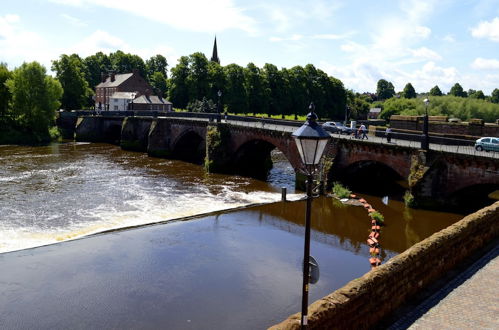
114,106,118,110
483,138,491,143
492,139,499,144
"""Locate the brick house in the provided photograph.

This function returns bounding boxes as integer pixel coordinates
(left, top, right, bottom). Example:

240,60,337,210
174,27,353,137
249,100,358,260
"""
95,70,152,110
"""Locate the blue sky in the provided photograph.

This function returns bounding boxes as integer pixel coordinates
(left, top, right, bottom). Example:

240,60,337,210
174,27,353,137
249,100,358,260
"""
1,0,499,94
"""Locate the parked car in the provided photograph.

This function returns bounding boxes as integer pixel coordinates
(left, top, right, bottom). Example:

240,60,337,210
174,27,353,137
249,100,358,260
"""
322,121,352,134
475,137,499,152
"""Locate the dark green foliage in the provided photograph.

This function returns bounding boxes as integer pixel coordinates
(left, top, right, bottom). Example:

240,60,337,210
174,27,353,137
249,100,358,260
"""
169,56,190,108
346,90,371,120
187,97,216,113
492,88,499,104
187,52,210,101
109,50,147,77
245,63,268,116
149,71,168,97
4,62,63,140
429,85,443,96
402,83,416,99
52,54,93,109
376,79,395,100
449,83,467,97
332,182,351,198
468,89,485,100
0,63,12,121
224,63,248,114
146,54,168,78
83,52,111,88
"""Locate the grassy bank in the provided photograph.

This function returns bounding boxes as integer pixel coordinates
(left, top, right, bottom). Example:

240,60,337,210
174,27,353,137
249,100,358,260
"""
0,125,61,145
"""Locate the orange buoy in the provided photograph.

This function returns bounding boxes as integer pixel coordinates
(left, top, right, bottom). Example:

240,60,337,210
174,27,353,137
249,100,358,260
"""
350,194,357,199
363,204,371,209
369,247,380,254
369,257,381,266
371,225,381,231
368,208,376,213
359,198,366,203
369,232,380,239
371,219,377,225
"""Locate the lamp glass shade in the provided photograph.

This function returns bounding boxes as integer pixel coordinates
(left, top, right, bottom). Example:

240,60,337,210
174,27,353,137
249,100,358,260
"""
294,137,328,166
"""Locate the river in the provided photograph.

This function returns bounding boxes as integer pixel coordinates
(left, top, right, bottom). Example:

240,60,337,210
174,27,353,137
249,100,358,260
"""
0,142,464,328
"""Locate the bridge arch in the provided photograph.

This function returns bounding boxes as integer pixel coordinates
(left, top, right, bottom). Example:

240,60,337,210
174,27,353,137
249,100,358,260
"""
330,160,406,196
447,183,499,213
231,138,295,180
172,130,205,164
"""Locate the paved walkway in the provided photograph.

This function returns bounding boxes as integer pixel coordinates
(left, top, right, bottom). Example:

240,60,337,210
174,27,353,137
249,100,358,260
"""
389,243,499,329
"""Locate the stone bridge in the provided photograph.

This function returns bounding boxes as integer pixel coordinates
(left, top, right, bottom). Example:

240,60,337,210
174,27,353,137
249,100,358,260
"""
70,114,499,210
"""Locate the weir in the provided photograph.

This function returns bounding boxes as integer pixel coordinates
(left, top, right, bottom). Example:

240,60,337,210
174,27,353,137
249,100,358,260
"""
65,113,499,210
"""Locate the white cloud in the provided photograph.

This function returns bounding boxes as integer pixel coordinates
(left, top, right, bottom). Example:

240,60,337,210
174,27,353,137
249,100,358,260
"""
471,57,499,70
68,30,128,56
50,0,258,34
409,47,442,61
471,17,499,42
311,33,353,40
0,14,54,69
443,34,455,43
61,14,87,27
269,34,303,42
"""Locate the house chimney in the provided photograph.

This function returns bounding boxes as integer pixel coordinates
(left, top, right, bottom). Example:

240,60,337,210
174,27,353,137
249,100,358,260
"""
110,71,116,82
101,72,107,83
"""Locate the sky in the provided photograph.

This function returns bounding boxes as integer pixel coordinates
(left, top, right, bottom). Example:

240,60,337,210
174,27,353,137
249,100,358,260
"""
1,0,499,94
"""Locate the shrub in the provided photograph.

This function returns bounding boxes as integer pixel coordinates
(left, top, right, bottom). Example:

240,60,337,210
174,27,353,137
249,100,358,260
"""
370,211,384,223
332,182,351,199
404,190,415,207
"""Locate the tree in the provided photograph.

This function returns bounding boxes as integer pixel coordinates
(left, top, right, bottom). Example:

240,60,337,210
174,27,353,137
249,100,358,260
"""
491,88,499,104
376,79,395,100
262,63,287,117
244,63,267,115
207,61,226,107
109,50,146,77
5,62,63,135
187,52,209,101
288,66,308,118
449,83,467,97
468,89,485,100
146,54,168,79
429,85,443,96
83,52,111,88
346,90,370,120
0,63,11,120
169,56,190,109
224,64,248,114
149,71,168,97
52,54,93,109
402,83,416,98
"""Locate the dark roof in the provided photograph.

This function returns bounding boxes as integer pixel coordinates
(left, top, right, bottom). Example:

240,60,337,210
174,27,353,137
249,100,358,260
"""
134,95,172,105
96,73,133,88
210,36,220,64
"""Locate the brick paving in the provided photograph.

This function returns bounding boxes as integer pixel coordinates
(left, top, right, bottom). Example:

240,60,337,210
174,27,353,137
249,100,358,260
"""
389,243,499,329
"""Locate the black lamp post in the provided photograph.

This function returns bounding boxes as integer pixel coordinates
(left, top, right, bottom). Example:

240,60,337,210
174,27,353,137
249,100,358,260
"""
292,102,330,329
421,98,430,150
345,105,350,125
217,90,222,122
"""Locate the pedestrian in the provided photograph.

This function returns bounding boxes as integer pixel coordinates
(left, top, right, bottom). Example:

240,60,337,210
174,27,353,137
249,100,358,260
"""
386,126,392,143
360,124,368,140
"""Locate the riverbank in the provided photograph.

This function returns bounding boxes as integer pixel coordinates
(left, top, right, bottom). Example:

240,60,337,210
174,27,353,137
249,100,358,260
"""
0,125,60,145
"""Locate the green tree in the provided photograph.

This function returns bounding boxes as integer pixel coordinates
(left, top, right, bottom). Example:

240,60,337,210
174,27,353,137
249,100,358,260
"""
449,83,467,97
224,63,248,114
146,54,168,79
149,71,168,97
346,90,370,120
187,52,209,101
468,89,485,100
244,63,267,115
109,50,146,77
52,54,93,109
376,79,395,100
5,62,63,135
429,85,443,96
491,88,499,104
262,63,288,117
207,61,226,107
169,56,190,108
0,63,12,120
83,52,111,88
402,83,416,98
288,66,308,118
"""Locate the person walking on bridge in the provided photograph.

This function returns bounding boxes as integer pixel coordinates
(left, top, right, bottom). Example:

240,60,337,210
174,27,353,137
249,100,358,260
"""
360,124,368,140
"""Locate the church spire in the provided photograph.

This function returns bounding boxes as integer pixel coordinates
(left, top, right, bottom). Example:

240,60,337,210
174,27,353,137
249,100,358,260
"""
210,36,220,64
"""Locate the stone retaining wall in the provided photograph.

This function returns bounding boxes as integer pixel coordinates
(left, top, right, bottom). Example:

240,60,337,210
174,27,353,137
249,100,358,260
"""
270,201,499,330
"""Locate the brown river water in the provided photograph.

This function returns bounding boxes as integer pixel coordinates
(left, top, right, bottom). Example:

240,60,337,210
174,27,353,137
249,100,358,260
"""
0,142,464,329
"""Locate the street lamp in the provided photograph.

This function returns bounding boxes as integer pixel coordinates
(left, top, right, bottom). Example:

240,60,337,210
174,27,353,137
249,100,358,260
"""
292,102,330,329
217,90,222,122
421,98,430,150
345,105,350,126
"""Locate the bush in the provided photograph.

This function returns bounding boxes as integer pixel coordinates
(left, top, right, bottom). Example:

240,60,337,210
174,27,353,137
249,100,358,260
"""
332,182,351,198
404,190,415,207
370,211,384,223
